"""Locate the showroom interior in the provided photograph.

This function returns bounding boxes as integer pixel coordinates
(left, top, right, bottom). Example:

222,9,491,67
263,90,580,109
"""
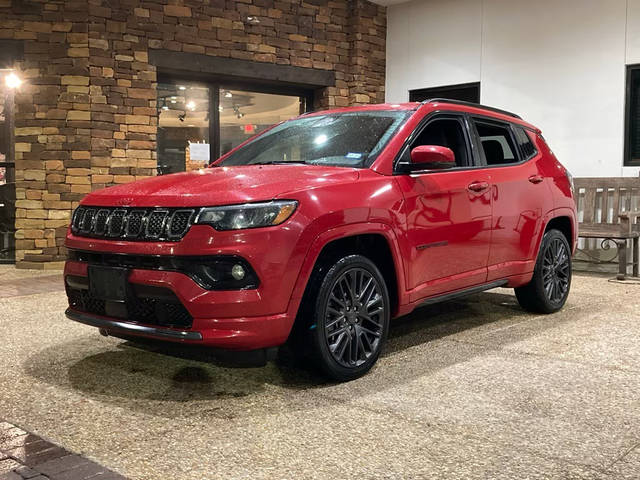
2,1,640,480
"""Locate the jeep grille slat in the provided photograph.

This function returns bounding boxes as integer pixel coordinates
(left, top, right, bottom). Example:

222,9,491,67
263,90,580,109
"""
70,206,197,242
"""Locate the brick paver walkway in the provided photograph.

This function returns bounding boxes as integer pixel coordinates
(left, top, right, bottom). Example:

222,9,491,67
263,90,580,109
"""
0,421,126,480
0,275,63,298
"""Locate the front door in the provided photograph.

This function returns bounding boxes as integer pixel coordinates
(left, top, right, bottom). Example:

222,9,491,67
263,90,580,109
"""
0,86,14,263
396,115,492,301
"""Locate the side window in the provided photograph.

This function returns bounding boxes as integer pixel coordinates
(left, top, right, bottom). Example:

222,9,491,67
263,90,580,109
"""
406,118,469,167
513,126,537,160
475,121,519,165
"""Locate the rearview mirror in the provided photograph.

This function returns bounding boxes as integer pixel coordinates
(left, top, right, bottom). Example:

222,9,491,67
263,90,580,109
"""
410,145,455,169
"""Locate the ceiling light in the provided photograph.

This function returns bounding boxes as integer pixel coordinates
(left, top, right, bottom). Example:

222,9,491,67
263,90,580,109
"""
186,100,196,111
224,91,233,98
178,86,186,91
4,72,21,89
161,105,169,110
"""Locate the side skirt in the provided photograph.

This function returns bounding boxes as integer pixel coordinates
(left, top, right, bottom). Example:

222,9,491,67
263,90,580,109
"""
417,279,509,307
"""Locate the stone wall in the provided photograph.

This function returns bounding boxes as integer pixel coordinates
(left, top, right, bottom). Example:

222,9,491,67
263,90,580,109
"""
0,0,387,268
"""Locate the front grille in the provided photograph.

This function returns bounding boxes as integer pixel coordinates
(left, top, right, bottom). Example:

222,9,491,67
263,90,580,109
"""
65,275,193,329
71,206,196,241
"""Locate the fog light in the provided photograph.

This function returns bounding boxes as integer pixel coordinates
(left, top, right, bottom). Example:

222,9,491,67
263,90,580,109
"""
231,264,245,280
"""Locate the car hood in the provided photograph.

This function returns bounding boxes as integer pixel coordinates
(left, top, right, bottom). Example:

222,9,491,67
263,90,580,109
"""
82,164,361,207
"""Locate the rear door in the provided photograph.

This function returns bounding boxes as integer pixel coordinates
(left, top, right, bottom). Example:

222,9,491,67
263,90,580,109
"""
471,118,551,280
395,114,492,301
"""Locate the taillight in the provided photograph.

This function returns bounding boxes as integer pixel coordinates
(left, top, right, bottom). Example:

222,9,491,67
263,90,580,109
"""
565,169,575,194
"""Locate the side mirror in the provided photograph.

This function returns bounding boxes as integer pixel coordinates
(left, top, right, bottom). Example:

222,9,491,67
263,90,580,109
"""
409,145,456,169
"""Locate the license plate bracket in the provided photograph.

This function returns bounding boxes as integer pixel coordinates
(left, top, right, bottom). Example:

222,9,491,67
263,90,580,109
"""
88,265,130,302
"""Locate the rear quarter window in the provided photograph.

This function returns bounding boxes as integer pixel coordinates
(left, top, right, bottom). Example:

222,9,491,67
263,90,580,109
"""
513,126,538,160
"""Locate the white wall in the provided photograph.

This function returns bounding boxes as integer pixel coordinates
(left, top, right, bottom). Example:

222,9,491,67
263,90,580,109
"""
385,0,640,177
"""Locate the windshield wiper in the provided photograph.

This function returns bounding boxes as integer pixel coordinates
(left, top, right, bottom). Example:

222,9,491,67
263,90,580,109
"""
251,161,308,166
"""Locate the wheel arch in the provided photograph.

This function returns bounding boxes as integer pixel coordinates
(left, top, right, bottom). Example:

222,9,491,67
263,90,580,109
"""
288,224,406,321
545,216,573,245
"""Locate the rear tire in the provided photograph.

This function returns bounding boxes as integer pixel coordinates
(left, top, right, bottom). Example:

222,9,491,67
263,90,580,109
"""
515,229,572,313
294,254,390,382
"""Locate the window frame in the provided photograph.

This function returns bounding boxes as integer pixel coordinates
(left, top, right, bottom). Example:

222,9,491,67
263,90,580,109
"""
393,112,478,174
471,117,524,168
511,125,538,162
624,64,640,166
157,73,313,169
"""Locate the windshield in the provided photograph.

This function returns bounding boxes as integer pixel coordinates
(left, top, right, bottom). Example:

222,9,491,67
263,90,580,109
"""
216,110,409,168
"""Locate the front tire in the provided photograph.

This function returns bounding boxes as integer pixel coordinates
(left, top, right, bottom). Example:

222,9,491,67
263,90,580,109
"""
299,254,390,382
515,229,572,313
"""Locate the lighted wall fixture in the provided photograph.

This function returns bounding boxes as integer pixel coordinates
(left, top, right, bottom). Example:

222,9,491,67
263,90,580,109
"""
4,72,21,89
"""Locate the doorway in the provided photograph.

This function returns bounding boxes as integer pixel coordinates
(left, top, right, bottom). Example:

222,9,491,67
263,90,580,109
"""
0,76,14,264
409,82,480,103
157,81,309,175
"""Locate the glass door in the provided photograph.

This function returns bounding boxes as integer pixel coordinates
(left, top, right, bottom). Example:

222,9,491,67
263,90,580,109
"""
157,79,309,174
0,78,14,263
218,89,303,156
157,83,211,175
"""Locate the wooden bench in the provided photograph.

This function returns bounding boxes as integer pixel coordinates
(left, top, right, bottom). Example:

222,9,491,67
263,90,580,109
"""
574,177,640,279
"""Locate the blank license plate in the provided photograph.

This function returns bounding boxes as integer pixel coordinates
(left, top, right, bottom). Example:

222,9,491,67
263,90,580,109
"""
88,266,129,302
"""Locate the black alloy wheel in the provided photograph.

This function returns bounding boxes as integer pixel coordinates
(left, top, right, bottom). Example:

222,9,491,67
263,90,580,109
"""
515,229,572,313
541,236,571,303
294,254,390,381
324,267,385,368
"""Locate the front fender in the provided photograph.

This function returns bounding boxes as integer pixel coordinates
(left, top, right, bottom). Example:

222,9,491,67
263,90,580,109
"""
285,222,408,319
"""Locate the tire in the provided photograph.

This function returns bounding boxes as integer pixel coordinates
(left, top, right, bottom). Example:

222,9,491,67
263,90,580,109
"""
295,254,390,382
515,229,572,313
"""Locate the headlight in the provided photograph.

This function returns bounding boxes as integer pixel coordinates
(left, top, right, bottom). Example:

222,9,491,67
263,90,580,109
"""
194,200,298,231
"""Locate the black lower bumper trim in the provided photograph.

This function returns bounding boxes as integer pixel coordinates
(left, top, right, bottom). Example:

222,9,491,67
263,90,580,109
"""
65,308,203,341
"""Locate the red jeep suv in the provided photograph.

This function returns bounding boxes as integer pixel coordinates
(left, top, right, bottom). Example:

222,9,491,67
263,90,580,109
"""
64,99,577,381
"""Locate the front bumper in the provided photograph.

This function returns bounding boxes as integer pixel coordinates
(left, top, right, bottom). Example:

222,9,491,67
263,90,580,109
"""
65,308,203,341
64,261,296,350
63,223,308,350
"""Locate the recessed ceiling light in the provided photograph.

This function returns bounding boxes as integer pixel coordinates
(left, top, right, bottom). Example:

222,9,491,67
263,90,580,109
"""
178,86,186,91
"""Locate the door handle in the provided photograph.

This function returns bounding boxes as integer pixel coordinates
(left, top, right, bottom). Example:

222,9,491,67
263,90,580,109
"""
528,175,543,184
467,181,490,193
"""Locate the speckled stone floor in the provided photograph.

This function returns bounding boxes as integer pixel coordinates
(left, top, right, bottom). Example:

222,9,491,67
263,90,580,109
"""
1,266,640,479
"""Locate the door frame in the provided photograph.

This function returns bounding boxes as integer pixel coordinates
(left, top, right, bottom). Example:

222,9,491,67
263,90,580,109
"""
0,85,15,264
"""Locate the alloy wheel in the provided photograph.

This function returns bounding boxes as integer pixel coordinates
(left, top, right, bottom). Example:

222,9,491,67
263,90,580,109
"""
324,267,386,368
542,237,570,303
